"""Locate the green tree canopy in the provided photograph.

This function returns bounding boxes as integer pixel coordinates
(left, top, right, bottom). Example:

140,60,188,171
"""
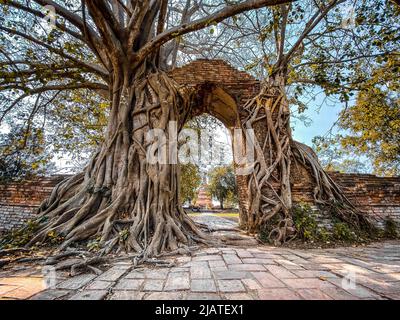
179,163,201,205
314,56,400,176
0,124,55,180
207,165,237,209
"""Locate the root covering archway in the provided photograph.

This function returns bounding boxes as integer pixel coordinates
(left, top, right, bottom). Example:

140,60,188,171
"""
24,60,254,259
21,60,371,258
171,60,372,244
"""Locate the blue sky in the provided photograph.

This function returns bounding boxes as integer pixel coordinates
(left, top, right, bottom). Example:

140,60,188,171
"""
292,96,343,146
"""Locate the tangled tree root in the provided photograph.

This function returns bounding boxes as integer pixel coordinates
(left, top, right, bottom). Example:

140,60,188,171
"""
292,140,373,231
240,73,373,245
0,247,32,258
13,70,215,260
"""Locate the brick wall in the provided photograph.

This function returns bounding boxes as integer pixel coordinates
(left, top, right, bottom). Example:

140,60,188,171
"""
291,168,400,228
330,173,400,227
169,59,261,121
0,175,68,232
0,172,398,232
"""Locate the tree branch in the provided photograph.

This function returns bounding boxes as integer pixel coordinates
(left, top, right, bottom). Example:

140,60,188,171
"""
284,0,344,64
0,83,108,124
137,0,293,64
0,26,108,78
6,1,85,43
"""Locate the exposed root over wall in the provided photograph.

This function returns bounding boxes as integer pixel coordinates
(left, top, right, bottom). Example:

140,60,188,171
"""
240,74,373,244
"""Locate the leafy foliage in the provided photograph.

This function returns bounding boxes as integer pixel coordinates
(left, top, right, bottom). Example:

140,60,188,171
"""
0,220,41,249
207,165,237,209
313,57,400,177
383,217,399,239
292,203,370,244
338,58,400,176
0,125,55,181
313,136,368,174
179,163,201,205
292,204,330,243
332,222,357,242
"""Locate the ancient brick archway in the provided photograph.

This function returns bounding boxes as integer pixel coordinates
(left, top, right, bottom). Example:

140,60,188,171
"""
169,59,262,225
167,59,400,229
169,59,260,122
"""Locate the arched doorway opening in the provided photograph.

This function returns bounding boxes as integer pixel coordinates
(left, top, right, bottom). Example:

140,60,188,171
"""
170,59,260,232
177,83,250,229
179,114,237,217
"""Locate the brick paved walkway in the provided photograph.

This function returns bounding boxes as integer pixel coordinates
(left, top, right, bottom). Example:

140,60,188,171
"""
1,240,399,300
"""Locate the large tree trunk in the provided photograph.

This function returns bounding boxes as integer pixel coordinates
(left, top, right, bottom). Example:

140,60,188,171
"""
243,72,295,243
29,68,206,258
242,72,372,244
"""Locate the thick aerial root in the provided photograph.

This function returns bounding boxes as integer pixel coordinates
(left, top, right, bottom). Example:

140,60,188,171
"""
18,70,211,259
0,247,32,257
27,178,210,259
44,250,87,265
241,75,296,244
69,257,109,276
0,258,35,268
268,218,296,245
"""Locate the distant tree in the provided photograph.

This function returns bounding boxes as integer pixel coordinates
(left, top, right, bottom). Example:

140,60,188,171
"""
207,165,237,209
313,56,400,177
179,163,201,205
225,190,239,209
0,124,55,181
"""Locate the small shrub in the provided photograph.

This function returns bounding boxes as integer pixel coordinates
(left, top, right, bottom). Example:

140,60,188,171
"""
383,217,398,239
46,230,64,244
319,228,332,243
0,219,41,249
332,222,357,242
119,229,130,241
292,203,331,243
87,238,101,252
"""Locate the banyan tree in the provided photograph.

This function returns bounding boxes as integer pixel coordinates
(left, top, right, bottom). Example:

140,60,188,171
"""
1,0,390,259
